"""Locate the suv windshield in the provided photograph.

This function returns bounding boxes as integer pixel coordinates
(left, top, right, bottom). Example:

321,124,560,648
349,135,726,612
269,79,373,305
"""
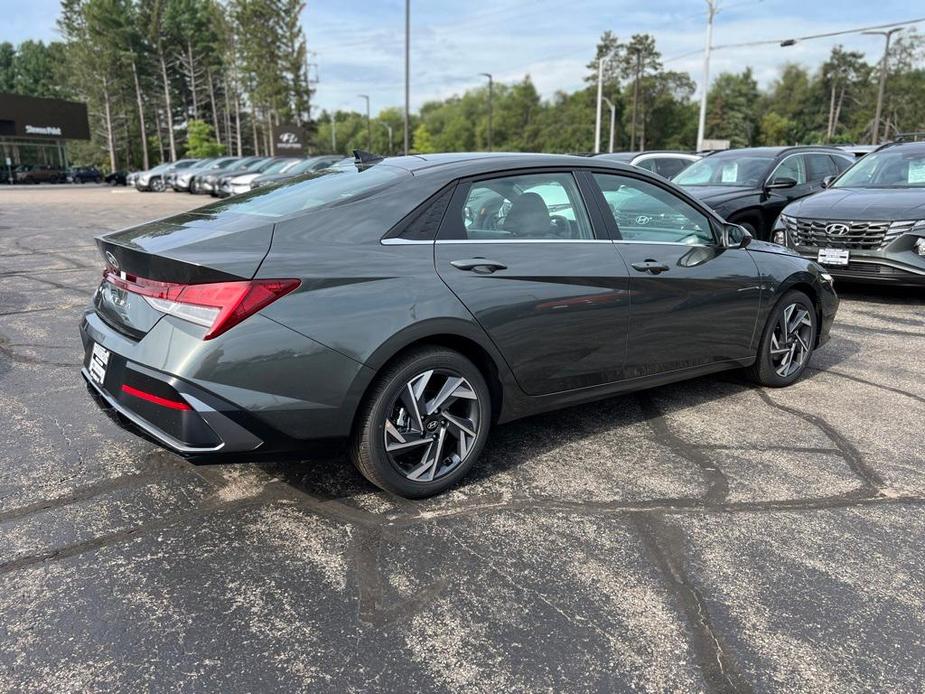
674,153,774,187
205,164,408,218
833,148,925,188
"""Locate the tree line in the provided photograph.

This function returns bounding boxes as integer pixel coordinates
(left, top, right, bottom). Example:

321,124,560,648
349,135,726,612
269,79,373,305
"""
2,12,924,170
2,0,312,171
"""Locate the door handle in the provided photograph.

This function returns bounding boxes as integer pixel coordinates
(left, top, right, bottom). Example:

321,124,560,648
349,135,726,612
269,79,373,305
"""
450,258,508,274
631,259,670,274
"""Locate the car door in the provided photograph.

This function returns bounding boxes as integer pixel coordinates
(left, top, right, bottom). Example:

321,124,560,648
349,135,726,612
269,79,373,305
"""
435,170,631,395
590,171,761,378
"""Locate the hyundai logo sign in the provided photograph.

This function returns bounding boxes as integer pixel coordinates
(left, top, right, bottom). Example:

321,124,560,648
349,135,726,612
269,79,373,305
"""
825,223,850,235
274,125,306,152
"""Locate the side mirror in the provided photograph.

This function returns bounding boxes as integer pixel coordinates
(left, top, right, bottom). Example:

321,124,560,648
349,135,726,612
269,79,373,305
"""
821,175,835,188
722,223,752,249
766,176,798,190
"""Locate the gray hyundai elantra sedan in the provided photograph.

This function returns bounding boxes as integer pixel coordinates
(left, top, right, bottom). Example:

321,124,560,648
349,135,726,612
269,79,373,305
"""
81,152,838,497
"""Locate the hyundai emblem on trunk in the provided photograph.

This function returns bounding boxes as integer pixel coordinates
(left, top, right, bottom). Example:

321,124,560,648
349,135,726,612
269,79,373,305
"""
105,251,120,270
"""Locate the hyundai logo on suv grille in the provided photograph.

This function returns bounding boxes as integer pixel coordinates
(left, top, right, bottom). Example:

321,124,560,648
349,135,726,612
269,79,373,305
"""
825,223,850,235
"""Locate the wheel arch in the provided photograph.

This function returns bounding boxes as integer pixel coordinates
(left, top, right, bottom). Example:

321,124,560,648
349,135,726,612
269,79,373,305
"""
358,321,513,428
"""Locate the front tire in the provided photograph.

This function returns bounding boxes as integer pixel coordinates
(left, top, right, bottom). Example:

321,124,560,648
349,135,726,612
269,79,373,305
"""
747,290,816,387
350,347,492,498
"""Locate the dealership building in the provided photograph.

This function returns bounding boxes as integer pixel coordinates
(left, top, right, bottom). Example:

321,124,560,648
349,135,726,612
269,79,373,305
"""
0,93,91,167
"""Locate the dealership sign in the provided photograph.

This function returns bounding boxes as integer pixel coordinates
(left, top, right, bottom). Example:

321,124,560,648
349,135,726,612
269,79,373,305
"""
0,93,90,140
273,124,307,154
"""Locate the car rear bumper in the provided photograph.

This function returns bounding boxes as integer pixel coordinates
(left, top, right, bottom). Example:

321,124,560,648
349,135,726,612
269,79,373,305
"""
79,308,373,458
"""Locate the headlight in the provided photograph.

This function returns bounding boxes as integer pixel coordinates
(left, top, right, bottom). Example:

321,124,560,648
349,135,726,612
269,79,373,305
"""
915,238,925,257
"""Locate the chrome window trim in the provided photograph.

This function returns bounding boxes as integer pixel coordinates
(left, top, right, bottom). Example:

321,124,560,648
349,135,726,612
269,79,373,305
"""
613,239,713,247
380,238,435,245
434,239,613,245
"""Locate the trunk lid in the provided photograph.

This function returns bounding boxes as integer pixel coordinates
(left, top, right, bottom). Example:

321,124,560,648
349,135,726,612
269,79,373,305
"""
93,210,276,339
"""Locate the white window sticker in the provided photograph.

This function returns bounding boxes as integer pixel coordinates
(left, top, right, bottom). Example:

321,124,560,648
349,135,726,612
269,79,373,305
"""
908,159,925,184
721,164,738,183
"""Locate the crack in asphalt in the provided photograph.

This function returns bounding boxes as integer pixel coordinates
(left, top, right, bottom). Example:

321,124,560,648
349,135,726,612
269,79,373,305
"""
636,391,729,505
755,389,885,492
807,366,925,405
633,514,754,694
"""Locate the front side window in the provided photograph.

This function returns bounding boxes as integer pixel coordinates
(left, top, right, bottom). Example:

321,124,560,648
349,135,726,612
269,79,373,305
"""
459,172,594,240
594,173,715,245
770,155,807,185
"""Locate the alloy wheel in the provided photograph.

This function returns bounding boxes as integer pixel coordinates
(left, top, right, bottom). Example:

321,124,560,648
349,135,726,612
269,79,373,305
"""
769,303,813,378
383,369,481,482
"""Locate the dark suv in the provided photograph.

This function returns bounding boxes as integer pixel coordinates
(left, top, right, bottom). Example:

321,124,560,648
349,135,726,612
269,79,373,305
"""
774,141,925,286
14,164,65,184
674,146,854,240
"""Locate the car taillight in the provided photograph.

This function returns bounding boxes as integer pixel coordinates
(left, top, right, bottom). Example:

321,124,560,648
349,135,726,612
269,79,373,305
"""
103,270,299,339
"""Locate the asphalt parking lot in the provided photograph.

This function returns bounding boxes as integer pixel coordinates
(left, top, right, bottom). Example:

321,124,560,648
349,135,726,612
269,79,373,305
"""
1,184,924,692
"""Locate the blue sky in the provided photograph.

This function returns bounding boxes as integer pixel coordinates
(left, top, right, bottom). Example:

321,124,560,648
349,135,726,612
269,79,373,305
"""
2,0,922,115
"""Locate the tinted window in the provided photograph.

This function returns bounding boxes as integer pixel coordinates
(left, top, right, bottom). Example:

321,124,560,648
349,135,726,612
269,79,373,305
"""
634,159,658,173
674,154,774,186
594,173,714,244
204,164,408,218
806,153,836,180
656,158,692,179
770,155,807,184
459,172,593,240
831,155,854,173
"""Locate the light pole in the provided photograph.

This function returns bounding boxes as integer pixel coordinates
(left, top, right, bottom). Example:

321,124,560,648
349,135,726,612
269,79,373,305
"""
330,111,337,153
358,94,371,150
381,122,393,154
480,73,493,151
594,52,617,153
696,0,717,152
602,96,616,153
404,0,410,154
864,28,902,144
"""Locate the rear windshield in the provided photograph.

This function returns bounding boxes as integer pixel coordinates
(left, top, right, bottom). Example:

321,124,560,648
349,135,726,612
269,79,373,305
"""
203,164,408,218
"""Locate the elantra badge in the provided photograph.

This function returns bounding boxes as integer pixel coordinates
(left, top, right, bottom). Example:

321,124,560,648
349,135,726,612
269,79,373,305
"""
825,223,850,236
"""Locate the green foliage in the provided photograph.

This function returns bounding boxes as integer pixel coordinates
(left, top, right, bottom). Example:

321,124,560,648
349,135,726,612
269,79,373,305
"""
185,119,225,156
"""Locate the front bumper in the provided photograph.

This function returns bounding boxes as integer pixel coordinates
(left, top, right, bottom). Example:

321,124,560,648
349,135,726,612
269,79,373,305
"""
796,251,925,286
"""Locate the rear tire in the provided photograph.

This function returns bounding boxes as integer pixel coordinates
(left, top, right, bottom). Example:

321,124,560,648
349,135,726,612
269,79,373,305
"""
746,290,816,387
350,347,492,498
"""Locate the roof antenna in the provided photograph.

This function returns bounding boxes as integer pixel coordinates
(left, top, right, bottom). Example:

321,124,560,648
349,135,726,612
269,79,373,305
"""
353,149,385,170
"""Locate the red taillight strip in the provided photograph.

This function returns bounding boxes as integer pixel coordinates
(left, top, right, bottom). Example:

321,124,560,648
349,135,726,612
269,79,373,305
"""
121,384,192,410
101,270,300,340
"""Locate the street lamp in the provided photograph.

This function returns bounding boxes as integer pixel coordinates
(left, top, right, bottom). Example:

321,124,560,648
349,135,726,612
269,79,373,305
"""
602,96,616,153
696,0,718,152
595,52,617,153
404,0,410,155
863,28,903,144
381,122,393,154
480,73,493,151
358,94,371,150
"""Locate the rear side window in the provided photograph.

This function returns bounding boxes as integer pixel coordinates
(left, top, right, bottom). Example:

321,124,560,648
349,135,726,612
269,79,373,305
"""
656,158,692,179
203,164,408,218
806,153,836,180
831,155,854,173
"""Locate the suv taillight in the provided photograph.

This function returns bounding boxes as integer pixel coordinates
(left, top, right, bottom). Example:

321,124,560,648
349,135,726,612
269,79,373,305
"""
103,270,299,339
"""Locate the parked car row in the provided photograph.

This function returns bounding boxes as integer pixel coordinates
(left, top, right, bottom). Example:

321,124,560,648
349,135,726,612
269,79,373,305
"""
127,154,346,198
606,142,924,286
